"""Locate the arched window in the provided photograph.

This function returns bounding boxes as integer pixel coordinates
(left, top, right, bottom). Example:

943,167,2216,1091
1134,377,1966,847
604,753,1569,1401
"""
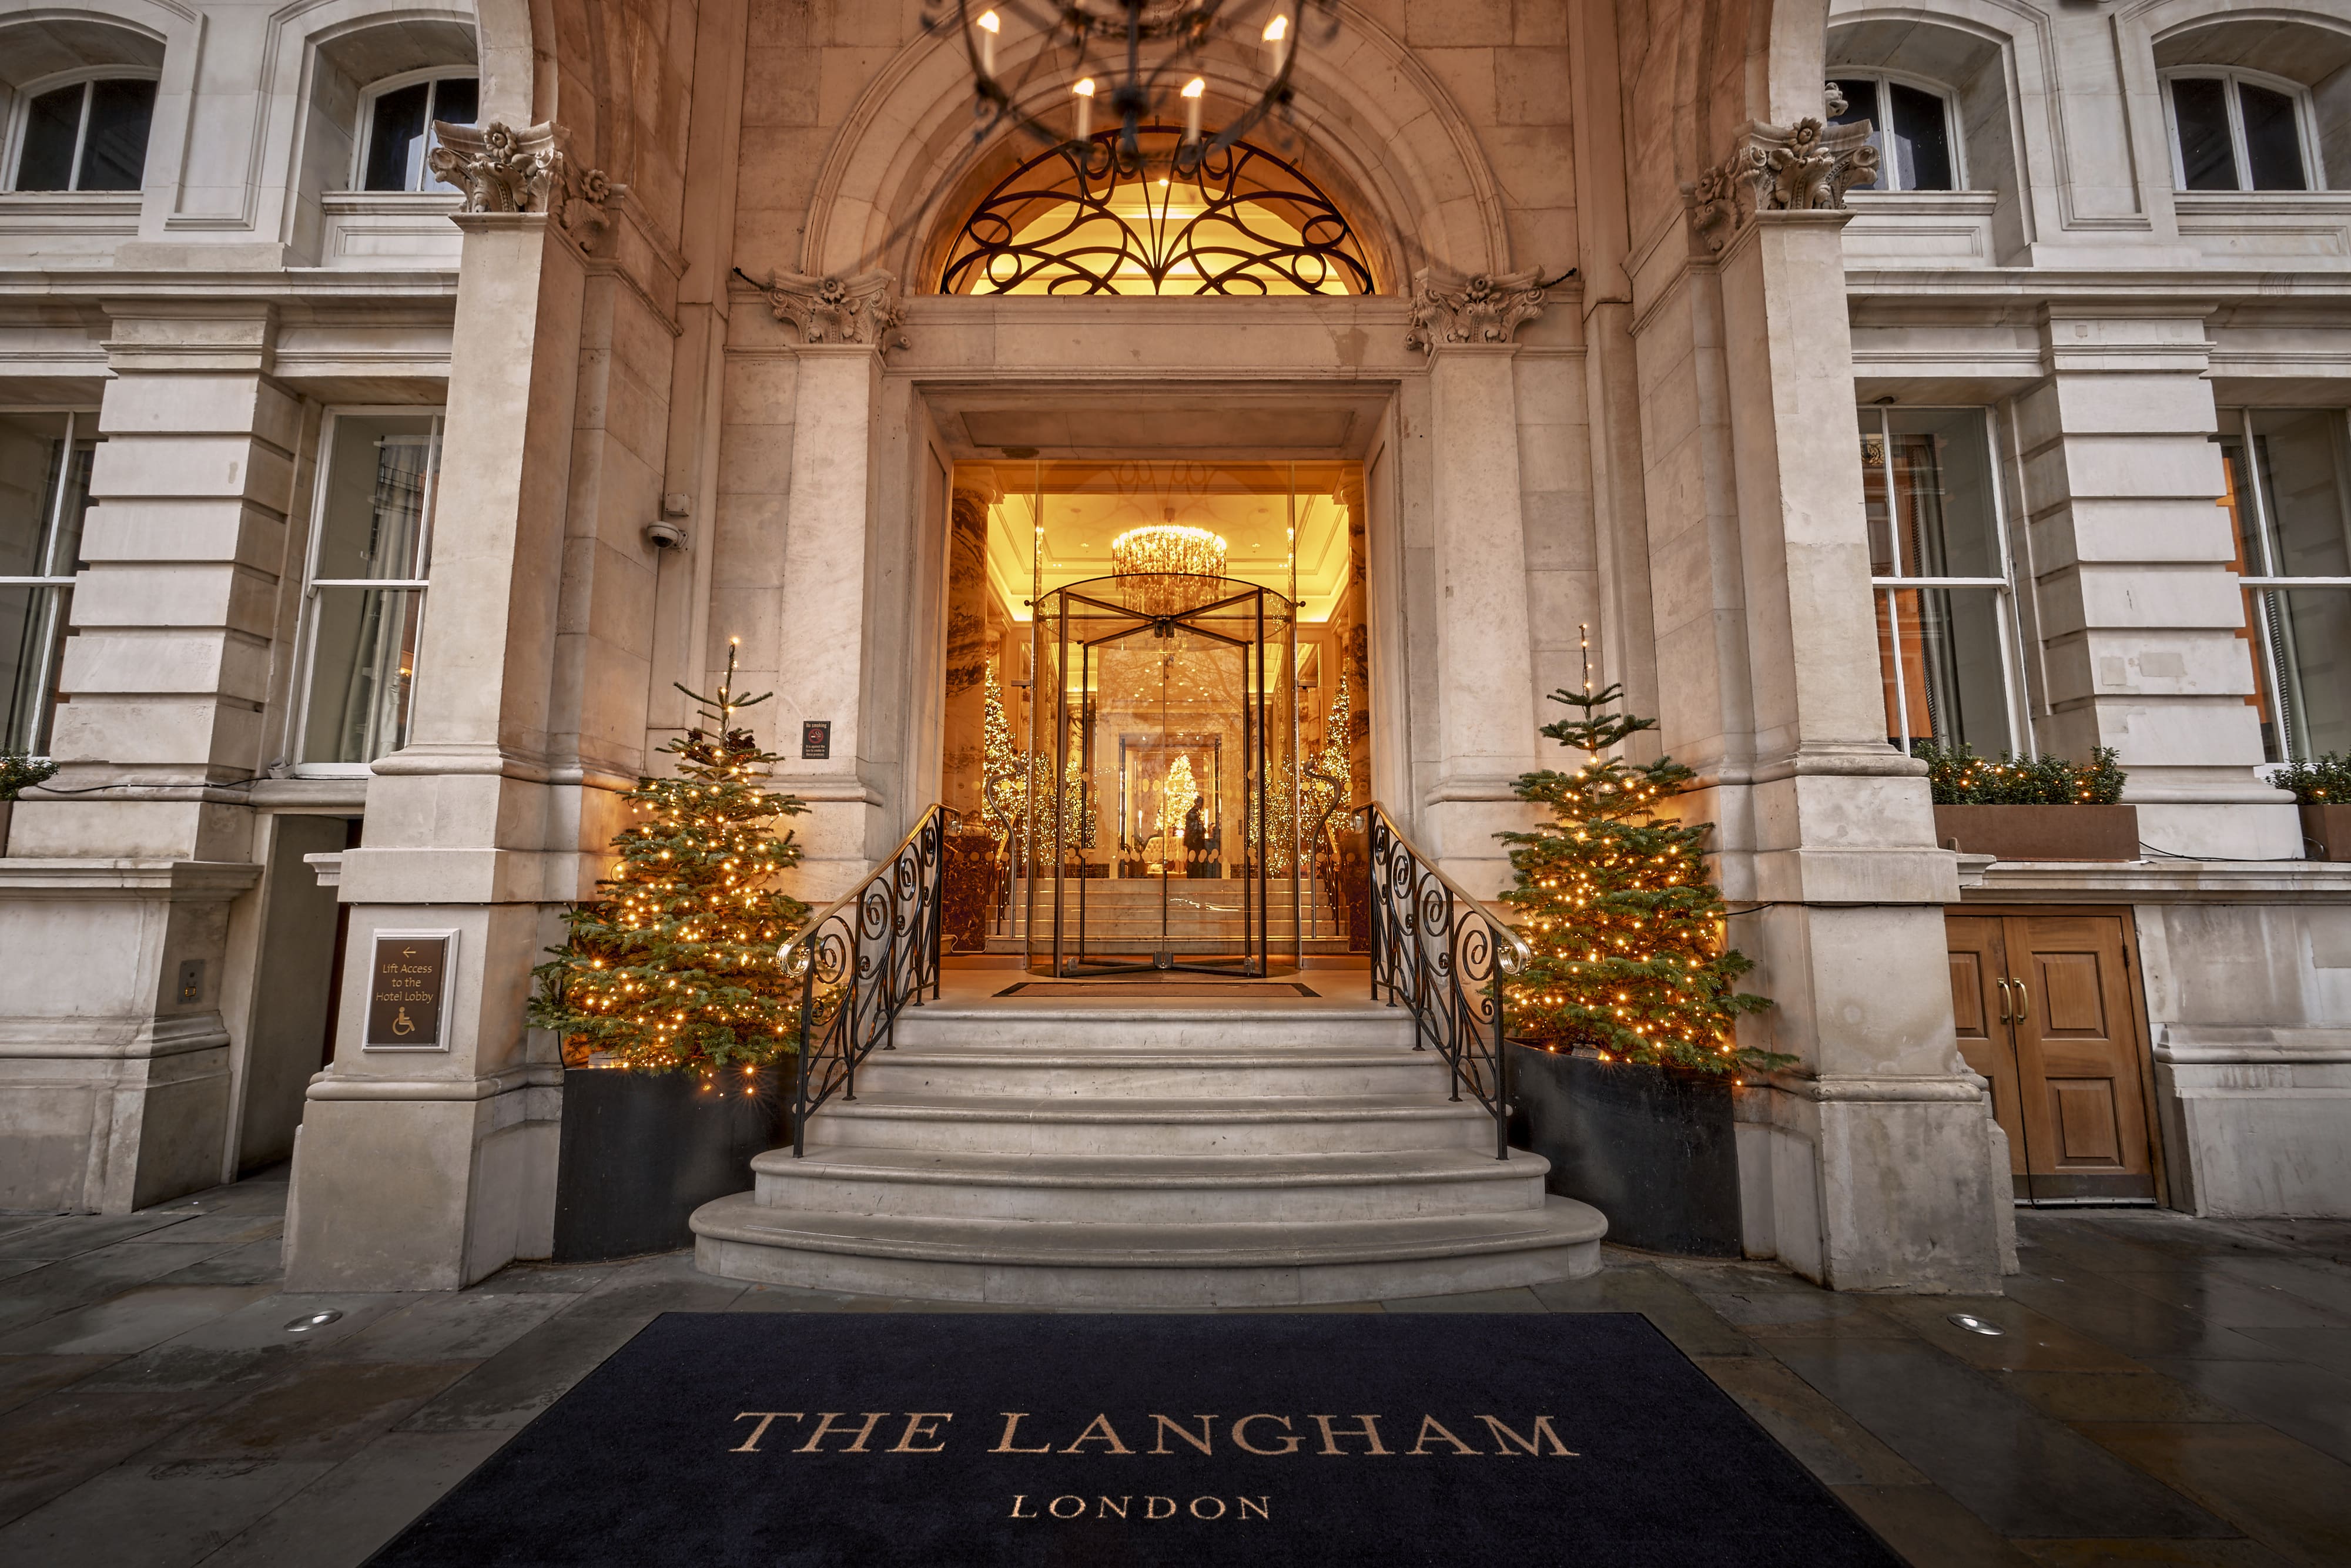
1829,74,1961,192
938,128,1374,296
6,73,157,193
2164,68,2318,192
356,69,477,193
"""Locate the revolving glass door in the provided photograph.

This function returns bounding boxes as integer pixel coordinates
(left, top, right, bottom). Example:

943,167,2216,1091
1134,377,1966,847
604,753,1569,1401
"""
1029,573,1297,976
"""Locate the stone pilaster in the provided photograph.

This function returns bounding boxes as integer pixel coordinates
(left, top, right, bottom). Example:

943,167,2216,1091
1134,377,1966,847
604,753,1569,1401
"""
0,306,295,1210
2012,314,2293,858
285,190,595,1291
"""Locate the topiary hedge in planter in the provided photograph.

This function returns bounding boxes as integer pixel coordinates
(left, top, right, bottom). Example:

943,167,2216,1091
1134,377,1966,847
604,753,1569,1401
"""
1916,741,2138,862
2273,752,2351,862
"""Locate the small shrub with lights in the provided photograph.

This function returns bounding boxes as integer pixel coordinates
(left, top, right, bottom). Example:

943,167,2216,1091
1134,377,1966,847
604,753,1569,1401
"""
1498,684,1775,1076
530,647,812,1077
1,749,58,801
1914,741,2125,805
2273,751,2351,806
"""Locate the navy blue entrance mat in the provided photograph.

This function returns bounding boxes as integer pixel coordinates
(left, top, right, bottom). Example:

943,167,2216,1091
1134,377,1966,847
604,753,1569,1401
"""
366,1311,1901,1567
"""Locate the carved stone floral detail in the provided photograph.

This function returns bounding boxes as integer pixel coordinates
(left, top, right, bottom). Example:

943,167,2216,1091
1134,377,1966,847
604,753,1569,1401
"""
1403,267,1551,354
427,120,624,253
760,269,909,351
1687,103,1878,253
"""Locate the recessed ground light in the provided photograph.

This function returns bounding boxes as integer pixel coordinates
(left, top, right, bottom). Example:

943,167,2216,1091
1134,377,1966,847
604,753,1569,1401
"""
1947,1313,2003,1335
284,1309,344,1334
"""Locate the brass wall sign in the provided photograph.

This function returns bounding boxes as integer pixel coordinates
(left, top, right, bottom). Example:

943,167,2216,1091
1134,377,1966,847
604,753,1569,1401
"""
364,930,456,1050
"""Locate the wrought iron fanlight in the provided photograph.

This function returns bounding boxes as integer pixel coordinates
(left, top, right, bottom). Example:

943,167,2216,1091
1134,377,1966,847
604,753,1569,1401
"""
923,0,1338,177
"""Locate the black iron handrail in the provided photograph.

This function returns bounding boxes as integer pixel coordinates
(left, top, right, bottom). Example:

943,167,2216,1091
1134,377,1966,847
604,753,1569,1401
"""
779,804,953,1156
1358,802,1532,1160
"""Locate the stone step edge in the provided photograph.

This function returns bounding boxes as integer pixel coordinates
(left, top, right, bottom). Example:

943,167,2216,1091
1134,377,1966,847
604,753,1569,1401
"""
691,1193,1607,1268
813,1095,1495,1124
749,1146,1546,1187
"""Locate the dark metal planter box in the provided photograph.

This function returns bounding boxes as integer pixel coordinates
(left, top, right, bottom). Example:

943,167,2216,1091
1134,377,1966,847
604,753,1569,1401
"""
1508,1044,1742,1257
552,1066,788,1262
1931,803,2139,862
2300,802,2351,862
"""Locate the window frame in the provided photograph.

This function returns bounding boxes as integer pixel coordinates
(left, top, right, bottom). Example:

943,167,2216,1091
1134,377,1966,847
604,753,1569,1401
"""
2219,406,2351,763
1861,404,2034,756
0,407,99,758
2,68,162,195
285,407,443,776
1830,70,1968,193
348,68,480,195
2160,66,2325,193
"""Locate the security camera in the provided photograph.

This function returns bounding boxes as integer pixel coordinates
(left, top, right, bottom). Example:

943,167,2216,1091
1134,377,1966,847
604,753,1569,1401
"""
645,519,689,550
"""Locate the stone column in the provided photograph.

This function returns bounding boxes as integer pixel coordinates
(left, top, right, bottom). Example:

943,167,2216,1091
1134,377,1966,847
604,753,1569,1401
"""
2011,313,2292,859
1409,272,1552,894
1679,120,2006,1291
0,306,294,1210
749,270,905,902
284,125,607,1291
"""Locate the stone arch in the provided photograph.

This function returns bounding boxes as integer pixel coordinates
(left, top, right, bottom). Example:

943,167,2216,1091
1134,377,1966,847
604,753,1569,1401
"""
0,0,199,202
798,1,1512,288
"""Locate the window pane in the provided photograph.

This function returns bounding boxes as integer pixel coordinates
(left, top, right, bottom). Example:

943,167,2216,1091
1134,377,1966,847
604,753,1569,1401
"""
76,79,155,192
1886,408,2004,578
1830,79,1883,191
431,77,478,129
2256,587,2351,759
0,414,95,579
2239,82,2308,192
1878,587,2010,753
2249,410,2351,578
2242,587,2285,761
364,82,431,193
15,85,83,193
1,584,71,753
1859,418,1897,574
2171,77,2239,190
1888,82,1954,192
302,587,421,763
313,415,437,580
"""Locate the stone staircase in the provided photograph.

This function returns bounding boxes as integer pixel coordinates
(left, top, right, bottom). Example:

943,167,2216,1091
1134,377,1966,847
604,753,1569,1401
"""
984,876,1354,957
690,995,1607,1305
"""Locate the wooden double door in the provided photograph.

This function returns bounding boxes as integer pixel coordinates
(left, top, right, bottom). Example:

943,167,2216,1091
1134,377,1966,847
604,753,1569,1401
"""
1945,910,2159,1204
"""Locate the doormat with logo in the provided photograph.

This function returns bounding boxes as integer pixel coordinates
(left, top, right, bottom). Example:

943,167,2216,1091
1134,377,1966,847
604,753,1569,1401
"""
365,1312,1899,1568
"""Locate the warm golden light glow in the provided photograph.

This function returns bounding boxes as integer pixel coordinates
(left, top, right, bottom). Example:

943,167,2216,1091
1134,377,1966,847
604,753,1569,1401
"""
1111,523,1227,581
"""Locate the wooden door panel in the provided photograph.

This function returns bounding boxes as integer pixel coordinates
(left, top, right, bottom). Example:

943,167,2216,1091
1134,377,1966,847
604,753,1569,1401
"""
1944,915,2024,1181
2004,913,2155,1201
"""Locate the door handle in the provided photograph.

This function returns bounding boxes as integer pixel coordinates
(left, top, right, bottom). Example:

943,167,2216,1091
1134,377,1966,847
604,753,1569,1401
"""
2011,976,2030,1023
1994,977,2012,1023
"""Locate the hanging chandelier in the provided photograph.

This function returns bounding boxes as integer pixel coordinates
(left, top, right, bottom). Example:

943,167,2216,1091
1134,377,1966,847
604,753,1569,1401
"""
924,1,1338,175
1112,522,1227,580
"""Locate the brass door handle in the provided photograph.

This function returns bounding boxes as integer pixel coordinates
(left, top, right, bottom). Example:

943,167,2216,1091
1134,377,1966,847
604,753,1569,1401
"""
1994,977,2012,1022
2010,976,2030,1023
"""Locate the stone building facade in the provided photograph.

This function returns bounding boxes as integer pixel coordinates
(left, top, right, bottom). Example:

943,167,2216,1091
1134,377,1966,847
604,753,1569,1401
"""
0,0,2344,1295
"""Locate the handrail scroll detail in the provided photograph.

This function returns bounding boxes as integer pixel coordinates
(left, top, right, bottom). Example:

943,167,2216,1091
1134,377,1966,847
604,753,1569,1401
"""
778,804,953,1157
1358,802,1532,1161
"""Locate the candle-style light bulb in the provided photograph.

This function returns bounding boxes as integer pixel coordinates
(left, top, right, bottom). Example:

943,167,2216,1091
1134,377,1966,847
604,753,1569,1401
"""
1262,11,1290,73
1181,76,1205,143
1073,76,1094,143
976,8,1000,76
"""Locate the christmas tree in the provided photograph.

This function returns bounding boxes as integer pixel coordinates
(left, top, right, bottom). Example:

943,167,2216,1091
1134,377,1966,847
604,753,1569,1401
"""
980,660,1027,847
1159,754,1200,843
1498,672,1773,1076
530,643,813,1074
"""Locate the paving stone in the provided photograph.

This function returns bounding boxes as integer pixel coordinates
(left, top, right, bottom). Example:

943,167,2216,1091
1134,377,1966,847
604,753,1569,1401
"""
2004,1273,2297,1364
0,1244,237,1334
0,1259,49,1283
1774,1339,2235,1539
2075,1421,2351,1568
0,1388,227,1528
150,1359,478,1463
164,1290,421,1353
1657,1259,1906,1334
1379,1286,1545,1312
153,1238,289,1289
2200,1257,2351,1323
1530,1263,1759,1355
0,1212,202,1261
0,1284,277,1355
2139,1356,2351,1467
117,1212,284,1249
197,1430,514,1568
327,1291,580,1362
2224,1326,2351,1381
2099,1271,2351,1333
394,1312,650,1433
467,1261,614,1295
1831,1482,2044,1567
0,1457,334,1568
1868,1294,2148,1373
1998,1371,2241,1425
0,1353,116,1417
1695,1355,1927,1487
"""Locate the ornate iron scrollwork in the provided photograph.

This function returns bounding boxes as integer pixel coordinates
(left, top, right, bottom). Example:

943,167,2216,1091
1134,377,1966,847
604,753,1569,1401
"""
939,126,1374,296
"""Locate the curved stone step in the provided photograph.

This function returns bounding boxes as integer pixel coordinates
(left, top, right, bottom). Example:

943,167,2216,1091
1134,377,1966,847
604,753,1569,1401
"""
691,1192,1607,1306
857,1046,1443,1098
750,1145,1550,1223
892,1005,1413,1051
812,1093,1500,1156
